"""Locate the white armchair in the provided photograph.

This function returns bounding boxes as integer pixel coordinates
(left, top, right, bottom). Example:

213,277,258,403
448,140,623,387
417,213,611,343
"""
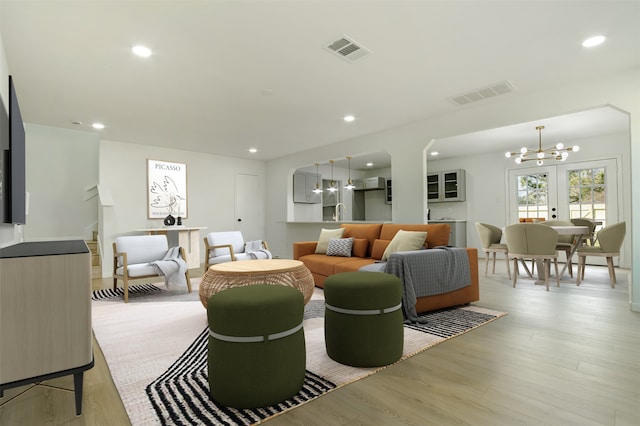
203,231,269,270
113,235,191,302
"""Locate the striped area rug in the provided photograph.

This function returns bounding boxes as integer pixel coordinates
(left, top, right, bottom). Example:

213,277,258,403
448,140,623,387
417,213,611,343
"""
92,283,505,425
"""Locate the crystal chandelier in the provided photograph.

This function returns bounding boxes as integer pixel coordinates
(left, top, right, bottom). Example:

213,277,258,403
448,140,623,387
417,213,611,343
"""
505,125,579,166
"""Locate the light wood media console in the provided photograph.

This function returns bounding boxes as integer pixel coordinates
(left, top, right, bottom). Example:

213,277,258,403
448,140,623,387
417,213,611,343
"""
0,240,93,415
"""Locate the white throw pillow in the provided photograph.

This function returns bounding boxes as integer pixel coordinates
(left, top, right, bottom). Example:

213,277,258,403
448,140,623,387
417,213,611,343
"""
315,228,345,254
381,230,428,261
326,238,354,257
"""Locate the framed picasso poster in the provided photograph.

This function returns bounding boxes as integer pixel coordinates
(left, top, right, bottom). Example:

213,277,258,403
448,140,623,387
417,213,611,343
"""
147,159,187,219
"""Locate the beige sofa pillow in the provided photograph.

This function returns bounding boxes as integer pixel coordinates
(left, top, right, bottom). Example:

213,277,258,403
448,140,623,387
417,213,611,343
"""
381,230,427,261
315,228,345,254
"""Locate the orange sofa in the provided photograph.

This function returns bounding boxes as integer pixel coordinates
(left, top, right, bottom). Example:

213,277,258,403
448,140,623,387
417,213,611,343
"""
293,223,479,314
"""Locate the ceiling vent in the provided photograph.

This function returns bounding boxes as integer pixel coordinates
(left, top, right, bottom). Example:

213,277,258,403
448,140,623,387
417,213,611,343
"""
449,81,516,106
326,35,372,63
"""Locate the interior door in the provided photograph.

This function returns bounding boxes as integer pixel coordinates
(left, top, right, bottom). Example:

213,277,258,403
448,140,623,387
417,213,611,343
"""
235,172,263,241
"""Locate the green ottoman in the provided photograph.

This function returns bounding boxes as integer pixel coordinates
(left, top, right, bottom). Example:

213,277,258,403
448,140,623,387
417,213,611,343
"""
207,284,306,408
324,271,403,367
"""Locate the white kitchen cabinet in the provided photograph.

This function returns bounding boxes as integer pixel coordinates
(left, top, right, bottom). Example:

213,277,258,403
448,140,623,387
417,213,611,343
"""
426,169,466,202
293,172,322,204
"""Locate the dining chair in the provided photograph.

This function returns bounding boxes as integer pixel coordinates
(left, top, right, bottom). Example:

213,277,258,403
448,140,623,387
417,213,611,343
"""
539,220,575,278
576,221,626,288
570,218,597,246
504,223,560,291
475,222,510,279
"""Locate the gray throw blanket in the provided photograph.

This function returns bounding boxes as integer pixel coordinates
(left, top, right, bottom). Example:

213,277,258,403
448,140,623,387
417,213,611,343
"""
150,246,188,288
245,240,272,260
384,247,471,323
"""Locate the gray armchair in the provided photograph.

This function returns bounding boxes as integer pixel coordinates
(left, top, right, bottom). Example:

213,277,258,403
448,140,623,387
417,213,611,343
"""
505,223,560,291
576,221,626,287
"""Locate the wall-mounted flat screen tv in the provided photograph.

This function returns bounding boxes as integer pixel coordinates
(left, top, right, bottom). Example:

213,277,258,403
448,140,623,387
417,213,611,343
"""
0,98,8,223
3,75,26,225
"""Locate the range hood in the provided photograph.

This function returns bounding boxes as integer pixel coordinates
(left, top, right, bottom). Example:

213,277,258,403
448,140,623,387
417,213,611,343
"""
354,177,386,190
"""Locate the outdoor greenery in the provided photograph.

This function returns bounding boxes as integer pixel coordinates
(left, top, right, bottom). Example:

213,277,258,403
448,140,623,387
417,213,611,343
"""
516,168,606,222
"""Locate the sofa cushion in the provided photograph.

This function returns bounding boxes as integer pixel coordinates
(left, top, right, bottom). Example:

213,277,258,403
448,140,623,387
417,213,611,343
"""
326,238,353,257
352,238,368,258
334,258,377,274
380,224,450,248
315,228,345,254
381,230,427,261
371,239,391,260
298,254,354,277
340,223,383,257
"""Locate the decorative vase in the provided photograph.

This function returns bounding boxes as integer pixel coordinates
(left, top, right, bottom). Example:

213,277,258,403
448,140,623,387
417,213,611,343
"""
163,214,176,226
177,216,182,226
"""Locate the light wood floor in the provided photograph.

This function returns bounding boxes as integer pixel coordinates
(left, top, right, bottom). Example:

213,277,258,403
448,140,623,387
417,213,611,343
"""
1,261,638,425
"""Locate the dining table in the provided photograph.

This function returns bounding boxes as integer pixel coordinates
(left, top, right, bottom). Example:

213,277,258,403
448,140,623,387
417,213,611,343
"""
537,225,589,280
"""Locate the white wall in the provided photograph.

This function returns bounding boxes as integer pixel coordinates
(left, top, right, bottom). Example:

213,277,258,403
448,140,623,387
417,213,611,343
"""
98,140,266,276
265,68,639,310
22,124,99,241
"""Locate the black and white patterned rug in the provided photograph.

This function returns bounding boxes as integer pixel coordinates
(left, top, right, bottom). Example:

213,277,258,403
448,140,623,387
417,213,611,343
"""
93,284,505,425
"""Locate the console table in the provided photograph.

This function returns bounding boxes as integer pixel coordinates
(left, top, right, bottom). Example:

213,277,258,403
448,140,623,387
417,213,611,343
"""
0,240,94,415
135,226,207,269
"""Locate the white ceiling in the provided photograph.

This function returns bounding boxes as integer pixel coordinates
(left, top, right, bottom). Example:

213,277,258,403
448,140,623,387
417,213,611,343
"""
1,1,637,169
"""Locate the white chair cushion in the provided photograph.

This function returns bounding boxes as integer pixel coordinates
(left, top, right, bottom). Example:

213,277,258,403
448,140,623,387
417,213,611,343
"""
206,231,245,257
115,235,169,265
209,253,255,264
116,263,158,277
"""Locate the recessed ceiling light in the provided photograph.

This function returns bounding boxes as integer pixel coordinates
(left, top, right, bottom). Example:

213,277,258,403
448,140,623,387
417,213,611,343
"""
582,35,606,47
366,162,373,167
249,148,258,153
430,151,439,156
92,122,105,130
344,115,355,122
132,45,152,57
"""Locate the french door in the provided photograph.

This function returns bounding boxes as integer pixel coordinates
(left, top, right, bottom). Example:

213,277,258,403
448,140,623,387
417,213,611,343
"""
508,159,619,263
508,159,618,224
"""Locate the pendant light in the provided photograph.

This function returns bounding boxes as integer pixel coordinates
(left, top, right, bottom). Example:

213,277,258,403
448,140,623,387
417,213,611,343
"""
505,125,579,166
344,156,355,190
326,160,338,192
313,163,323,193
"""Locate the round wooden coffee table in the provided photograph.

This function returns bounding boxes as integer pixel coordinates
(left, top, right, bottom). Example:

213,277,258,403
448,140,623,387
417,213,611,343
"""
199,259,315,308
